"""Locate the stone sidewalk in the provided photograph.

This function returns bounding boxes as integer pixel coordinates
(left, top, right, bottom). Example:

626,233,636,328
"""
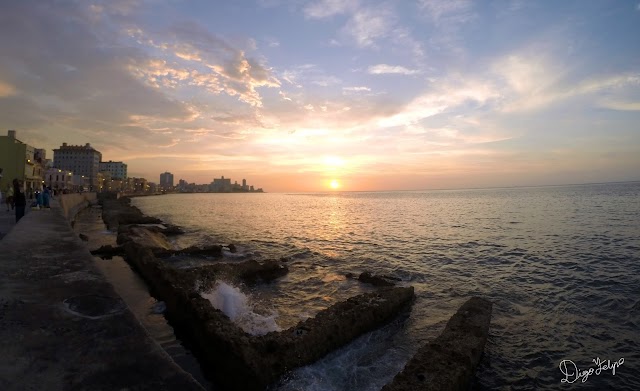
0,203,30,241
0,200,205,390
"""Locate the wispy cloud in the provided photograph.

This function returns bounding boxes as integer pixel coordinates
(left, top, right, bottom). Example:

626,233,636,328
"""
342,86,371,92
376,79,499,127
368,64,420,75
304,0,358,19
342,6,394,48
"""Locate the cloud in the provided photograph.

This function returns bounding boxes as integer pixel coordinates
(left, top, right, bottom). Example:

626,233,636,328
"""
368,64,420,75
377,79,499,127
0,80,16,97
279,64,341,89
129,21,282,107
418,0,473,22
342,6,394,48
598,99,640,111
342,86,371,93
304,0,358,19
492,50,640,112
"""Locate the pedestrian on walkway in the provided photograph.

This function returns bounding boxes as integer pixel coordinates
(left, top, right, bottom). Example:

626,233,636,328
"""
5,184,14,211
13,179,26,223
43,187,50,208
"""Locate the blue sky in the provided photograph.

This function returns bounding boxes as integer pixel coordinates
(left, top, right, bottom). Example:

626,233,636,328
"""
0,0,638,191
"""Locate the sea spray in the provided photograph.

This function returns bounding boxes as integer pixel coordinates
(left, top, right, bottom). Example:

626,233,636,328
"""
202,281,281,335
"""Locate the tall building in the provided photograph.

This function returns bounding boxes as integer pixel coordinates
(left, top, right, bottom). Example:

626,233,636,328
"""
0,130,44,193
160,172,174,190
53,142,102,190
211,176,232,192
99,160,128,180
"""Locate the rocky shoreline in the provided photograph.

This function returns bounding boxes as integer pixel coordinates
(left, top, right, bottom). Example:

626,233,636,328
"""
96,196,492,390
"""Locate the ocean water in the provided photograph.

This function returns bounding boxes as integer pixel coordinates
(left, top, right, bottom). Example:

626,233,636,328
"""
132,182,640,390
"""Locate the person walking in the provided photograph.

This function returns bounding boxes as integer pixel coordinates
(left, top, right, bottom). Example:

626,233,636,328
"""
43,187,51,208
5,184,14,211
13,179,26,223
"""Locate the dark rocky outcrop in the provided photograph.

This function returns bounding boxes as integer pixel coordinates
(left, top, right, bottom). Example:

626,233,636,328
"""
346,271,401,287
381,297,492,391
100,198,162,230
116,225,173,252
358,271,400,287
122,242,415,391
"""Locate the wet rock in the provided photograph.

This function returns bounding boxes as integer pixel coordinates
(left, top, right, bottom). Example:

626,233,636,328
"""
78,233,89,242
160,224,185,236
116,226,173,252
382,296,492,391
217,259,288,285
100,198,162,230
358,271,399,287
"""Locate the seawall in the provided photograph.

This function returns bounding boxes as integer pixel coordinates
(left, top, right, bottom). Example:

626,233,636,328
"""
57,192,98,221
0,197,204,390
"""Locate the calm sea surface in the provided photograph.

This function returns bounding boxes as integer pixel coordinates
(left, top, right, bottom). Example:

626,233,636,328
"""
132,182,640,390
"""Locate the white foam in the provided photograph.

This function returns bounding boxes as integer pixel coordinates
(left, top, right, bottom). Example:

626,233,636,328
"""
202,281,281,335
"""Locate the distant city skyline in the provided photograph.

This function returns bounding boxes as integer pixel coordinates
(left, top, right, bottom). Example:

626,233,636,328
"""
1,1,639,192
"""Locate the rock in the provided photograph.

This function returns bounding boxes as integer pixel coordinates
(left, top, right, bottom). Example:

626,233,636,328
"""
381,296,492,391
116,226,173,253
358,271,398,287
121,241,416,391
100,198,162,230
78,233,89,242
160,224,185,235
227,259,288,284
228,243,237,253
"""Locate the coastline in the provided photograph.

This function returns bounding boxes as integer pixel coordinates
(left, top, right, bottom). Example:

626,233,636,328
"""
97,195,493,390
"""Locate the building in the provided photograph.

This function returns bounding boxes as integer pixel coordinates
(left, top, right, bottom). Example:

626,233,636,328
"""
45,168,74,191
159,172,174,190
53,142,102,191
99,160,127,180
211,176,232,192
126,177,149,193
0,130,44,194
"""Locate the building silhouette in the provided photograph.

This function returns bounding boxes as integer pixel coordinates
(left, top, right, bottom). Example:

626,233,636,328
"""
160,172,174,190
53,142,102,191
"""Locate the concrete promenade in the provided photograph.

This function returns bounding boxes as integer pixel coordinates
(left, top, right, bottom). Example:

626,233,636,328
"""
0,198,205,390
0,203,29,240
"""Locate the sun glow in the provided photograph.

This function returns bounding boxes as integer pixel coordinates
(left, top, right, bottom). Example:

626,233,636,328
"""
329,179,340,189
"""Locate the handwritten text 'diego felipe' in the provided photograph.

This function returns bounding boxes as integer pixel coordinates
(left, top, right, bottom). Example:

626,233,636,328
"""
559,357,624,383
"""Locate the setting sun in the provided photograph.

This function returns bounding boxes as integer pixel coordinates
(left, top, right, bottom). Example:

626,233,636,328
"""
329,180,340,189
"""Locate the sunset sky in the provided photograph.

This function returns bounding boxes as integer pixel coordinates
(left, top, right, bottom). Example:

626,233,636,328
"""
1,0,639,192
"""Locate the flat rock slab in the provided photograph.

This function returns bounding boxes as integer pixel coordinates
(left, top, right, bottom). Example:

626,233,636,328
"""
0,203,203,391
382,296,492,391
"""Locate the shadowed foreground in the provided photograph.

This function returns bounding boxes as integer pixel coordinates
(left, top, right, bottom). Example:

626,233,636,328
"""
0,199,203,391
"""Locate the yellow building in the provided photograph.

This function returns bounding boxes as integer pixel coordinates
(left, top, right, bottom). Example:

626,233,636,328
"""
0,130,44,194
